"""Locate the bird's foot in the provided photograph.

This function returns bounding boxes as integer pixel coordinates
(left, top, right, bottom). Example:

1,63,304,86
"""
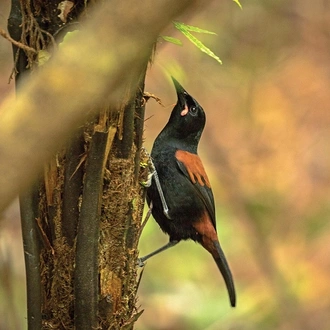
140,169,155,187
139,147,155,187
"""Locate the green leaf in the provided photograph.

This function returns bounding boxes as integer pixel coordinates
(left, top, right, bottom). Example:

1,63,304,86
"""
173,22,222,64
38,50,51,66
59,30,80,47
161,36,183,46
173,21,217,35
233,0,242,9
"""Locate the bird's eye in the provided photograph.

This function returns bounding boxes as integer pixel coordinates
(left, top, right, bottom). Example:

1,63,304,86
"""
190,106,198,116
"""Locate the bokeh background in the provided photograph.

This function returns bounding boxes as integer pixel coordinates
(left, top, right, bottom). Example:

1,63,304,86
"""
1,0,330,329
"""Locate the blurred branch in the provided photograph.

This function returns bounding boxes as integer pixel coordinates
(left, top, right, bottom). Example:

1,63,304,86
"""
0,0,202,212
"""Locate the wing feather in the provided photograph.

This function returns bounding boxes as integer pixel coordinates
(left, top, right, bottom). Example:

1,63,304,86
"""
175,150,216,229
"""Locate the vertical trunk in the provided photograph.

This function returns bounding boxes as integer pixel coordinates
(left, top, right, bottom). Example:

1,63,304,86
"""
8,1,43,328
8,0,151,328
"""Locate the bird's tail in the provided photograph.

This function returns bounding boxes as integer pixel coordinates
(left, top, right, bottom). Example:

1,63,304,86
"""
212,240,236,307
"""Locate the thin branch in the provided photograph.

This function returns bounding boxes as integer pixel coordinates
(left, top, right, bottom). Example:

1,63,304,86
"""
0,28,37,53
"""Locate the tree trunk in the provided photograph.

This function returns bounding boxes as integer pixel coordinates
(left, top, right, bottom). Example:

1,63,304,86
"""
8,0,151,328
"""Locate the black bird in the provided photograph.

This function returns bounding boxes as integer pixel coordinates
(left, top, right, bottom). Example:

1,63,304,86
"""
139,77,236,307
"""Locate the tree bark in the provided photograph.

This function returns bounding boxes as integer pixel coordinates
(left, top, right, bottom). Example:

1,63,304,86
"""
5,0,202,329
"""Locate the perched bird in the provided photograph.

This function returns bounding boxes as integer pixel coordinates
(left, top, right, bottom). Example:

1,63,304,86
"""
139,77,236,307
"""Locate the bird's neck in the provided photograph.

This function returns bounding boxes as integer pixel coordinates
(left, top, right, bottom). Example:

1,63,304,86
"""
156,130,199,154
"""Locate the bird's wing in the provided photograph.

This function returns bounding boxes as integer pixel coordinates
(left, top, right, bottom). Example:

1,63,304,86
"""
175,150,216,229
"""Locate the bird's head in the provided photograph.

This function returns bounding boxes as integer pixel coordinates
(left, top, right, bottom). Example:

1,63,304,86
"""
166,77,206,146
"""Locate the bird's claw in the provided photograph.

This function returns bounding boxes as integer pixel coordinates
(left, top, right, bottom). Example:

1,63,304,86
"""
140,170,155,188
139,147,155,187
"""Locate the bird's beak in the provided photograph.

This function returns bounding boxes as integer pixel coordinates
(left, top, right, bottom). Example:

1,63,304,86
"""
171,77,186,95
171,77,187,110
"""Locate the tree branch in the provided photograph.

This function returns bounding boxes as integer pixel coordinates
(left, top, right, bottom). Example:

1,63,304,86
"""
19,185,42,330
74,130,109,330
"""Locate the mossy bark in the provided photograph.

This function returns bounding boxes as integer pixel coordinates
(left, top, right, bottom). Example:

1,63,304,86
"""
37,84,148,329
8,0,150,328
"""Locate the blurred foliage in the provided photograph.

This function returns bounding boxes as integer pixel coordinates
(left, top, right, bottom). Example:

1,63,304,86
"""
1,0,330,329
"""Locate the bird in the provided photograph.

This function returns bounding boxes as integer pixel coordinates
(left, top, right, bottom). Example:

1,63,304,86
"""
139,77,236,308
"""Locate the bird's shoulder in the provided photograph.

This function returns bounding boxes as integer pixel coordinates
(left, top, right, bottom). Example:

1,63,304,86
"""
175,149,216,229
174,150,210,188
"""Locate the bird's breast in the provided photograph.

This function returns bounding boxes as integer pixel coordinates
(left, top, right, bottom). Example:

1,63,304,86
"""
148,159,206,222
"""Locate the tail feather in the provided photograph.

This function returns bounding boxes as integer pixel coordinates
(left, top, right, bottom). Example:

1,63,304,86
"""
212,240,236,307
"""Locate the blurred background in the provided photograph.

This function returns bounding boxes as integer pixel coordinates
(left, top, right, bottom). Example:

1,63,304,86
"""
1,0,330,329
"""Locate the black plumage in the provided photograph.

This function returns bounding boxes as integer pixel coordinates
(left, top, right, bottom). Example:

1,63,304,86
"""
140,77,236,307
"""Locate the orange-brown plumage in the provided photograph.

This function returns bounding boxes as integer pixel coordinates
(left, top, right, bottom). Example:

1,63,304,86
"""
175,150,211,188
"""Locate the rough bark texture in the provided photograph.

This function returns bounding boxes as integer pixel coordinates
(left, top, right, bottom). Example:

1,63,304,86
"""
36,84,149,328
8,0,153,328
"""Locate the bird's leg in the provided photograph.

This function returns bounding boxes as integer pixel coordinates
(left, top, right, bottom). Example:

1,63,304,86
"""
137,240,179,267
137,201,153,240
151,168,171,219
140,147,171,220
